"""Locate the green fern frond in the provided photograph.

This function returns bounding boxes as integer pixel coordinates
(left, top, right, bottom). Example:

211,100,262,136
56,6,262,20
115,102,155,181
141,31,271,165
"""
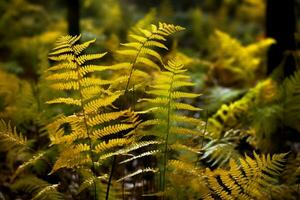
12,152,46,180
201,129,241,167
0,119,27,151
136,58,203,195
282,70,300,131
78,173,108,194
10,175,64,200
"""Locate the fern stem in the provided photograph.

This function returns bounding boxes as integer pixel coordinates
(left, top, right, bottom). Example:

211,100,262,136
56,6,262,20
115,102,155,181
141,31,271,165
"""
76,60,97,200
124,33,154,93
162,73,174,197
105,155,117,200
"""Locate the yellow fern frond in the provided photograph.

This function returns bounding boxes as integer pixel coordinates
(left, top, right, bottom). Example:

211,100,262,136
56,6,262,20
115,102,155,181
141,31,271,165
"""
51,144,91,173
117,167,158,182
75,53,107,65
0,119,27,151
12,152,46,180
205,152,288,199
170,91,201,99
47,62,77,71
50,81,80,90
83,93,122,113
119,150,160,164
91,123,135,139
87,110,128,126
94,138,132,153
46,97,81,106
170,127,202,136
79,77,112,87
46,71,78,81
73,39,96,55
98,140,161,161
116,22,184,91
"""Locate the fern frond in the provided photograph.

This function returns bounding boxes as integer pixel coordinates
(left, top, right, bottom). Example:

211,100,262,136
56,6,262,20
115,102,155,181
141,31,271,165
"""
46,71,78,81
170,126,202,136
47,62,77,71
87,110,128,126
98,140,161,161
78,174,108,194
136,57,203,195
91,123,135,139
12,152,46,180
76,53,107,65
10,176,64,200
46,97,81,106
119,150,160,164
205,152,288,199
32,184,63,200
73,39,96,55
49,81,80,90
116,22,184,91
168,160,202,176
117,167,158,182
94,138,132,153
0,119,27,151
83,93,122,113
201,129,241,167
282,69,300,131
51,144,91,173
79,77,112,87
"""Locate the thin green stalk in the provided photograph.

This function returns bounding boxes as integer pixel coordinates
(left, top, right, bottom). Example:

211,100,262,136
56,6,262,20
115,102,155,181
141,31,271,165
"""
124,33,154,92
162,73,174,197
105,155,117,200
76,62,97,200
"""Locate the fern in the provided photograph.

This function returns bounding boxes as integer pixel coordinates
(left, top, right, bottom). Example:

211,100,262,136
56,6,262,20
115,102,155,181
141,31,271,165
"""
10,175,64,200
115,22,184,92
12,151,46,180
208,30,274,87
46,35,140,199
135,58,203,195
0,119,27,151
204,152,288,199
282,69,300,131
201,129,242,168
117,167,158,182
207,79,277,139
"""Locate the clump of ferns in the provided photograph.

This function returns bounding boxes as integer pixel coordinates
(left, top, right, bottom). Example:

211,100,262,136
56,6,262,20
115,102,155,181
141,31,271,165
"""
121,58,205,198
0,120,64,199
45,35,140,199
99,22,186,196
205,68,300,153
203,152,297,200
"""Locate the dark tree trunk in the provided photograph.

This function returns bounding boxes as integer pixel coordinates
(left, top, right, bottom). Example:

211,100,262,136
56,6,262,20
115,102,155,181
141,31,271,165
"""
266,0,296,77
67,0,80,36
